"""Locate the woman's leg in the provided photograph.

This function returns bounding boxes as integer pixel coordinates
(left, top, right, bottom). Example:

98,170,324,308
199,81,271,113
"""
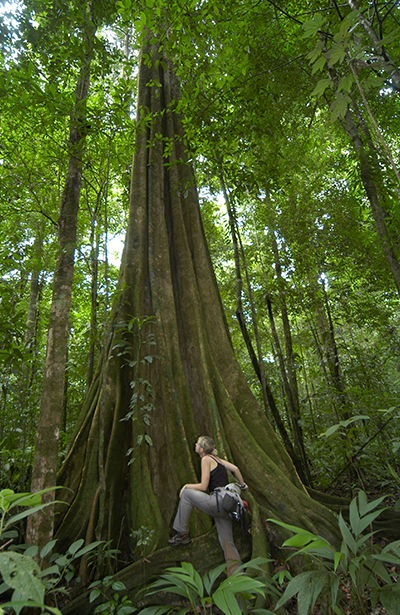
173,489,216,533
173,490,241,575
214,516,241,576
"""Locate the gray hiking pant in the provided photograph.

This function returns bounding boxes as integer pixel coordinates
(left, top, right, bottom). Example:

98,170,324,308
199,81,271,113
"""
173,489,241,576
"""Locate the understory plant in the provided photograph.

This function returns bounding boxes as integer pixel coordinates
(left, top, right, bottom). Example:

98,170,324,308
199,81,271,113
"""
269,490,400,615
0,488,102,614
137,558,275,615
89,576,136,614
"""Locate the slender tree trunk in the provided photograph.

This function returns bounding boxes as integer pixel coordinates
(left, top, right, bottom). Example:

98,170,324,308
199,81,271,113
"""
265,293,312,485
219,172,312,483
27,6,96,548
304,299,341,421
24,271,40,354
86,211,100,391
23,231,43,386
337,106,400,296
315,255,348,418
271,235,300,407
219,172,271,421
300,346,318,437
270,235,311,483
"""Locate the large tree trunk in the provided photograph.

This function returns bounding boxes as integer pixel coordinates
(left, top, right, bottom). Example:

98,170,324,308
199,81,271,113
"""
54,40,340,599
27,6,95,548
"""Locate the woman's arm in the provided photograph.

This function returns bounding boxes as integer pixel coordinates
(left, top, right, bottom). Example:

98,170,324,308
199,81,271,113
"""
179,456,212,497
219,459,248,489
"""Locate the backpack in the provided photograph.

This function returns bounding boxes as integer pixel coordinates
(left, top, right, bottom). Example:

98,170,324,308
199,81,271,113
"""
219,483,248,534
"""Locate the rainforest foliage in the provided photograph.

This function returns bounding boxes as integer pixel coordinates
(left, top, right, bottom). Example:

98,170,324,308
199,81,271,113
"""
1,0,400,570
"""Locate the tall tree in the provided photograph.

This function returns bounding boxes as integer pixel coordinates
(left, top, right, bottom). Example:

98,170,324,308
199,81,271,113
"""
55,40,340,596
27,0,97,548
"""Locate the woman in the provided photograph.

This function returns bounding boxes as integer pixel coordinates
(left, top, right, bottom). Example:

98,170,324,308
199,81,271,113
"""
168,436,248,576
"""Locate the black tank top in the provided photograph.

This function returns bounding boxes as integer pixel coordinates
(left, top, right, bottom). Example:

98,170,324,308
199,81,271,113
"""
208,456,229,492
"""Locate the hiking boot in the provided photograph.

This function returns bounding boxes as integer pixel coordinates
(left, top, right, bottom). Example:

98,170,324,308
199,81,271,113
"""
167,532,190,546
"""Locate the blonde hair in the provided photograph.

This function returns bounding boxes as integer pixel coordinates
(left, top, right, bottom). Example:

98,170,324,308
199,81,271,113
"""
198,436,218,456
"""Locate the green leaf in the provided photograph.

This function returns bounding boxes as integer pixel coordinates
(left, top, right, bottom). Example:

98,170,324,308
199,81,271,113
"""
311,78,332,98
90,588,101,602
379,586,400,615
339,11,359,37
213,587,242,615
0,552,44,603
297,578,313,615
4,500,64,531
338,513,356,554
24,545,39,558
0,489,15,512
333,551,344,572
238,558,272,572
39,564,61,579
275,571,313,610
40,539,58,558
219,576,265,595
369,559,392,584
119,606,137,615
306,40,324,63
329,93,350,122
357,491,386,517
337,74,353,93
373,553,400,566
362,74,387,91
311,55,327,74
302,15,326,38
328,41,346,65
319,424,342,438
68,539,85,554
283,532,323,548
376,27,400,48
203,562,227,594
357,508,385,535
75,540,104,558
349,496,361,536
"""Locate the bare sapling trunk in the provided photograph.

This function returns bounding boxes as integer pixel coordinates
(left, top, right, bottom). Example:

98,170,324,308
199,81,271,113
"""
27,7,96,549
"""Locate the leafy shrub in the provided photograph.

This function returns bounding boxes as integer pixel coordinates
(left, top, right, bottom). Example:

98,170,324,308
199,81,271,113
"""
0,488,101,614
137,558,275,615
269,490,400,615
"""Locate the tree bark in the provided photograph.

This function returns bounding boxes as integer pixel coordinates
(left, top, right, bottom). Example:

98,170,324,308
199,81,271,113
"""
27,6,95,548
339,106,400,297
219,171,272,422
86,209,100,391
54,40,341,595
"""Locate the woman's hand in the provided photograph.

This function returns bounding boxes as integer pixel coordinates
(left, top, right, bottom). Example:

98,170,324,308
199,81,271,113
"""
179,485,188,498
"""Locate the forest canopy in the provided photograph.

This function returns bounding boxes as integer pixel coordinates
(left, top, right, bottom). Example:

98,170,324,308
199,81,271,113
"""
1,0,400,611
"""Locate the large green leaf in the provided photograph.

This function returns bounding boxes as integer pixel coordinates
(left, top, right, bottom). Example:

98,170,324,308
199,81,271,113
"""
0,552,45,603
213,586,242,615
